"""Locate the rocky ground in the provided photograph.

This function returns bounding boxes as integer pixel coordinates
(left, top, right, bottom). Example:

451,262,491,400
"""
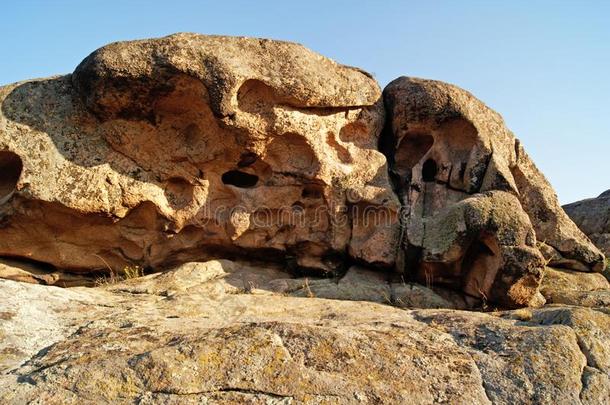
1,260,610,404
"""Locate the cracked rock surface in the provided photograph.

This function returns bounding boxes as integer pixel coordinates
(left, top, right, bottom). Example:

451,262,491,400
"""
2,260,610,404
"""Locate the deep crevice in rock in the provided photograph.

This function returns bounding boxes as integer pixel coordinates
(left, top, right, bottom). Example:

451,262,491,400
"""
0,151,22,204
422,159,438,182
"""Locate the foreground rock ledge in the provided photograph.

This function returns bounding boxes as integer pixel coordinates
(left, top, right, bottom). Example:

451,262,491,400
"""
0,33,605,308
1,260,610,404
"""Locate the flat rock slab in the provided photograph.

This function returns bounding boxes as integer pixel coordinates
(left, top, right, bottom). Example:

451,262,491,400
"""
1,260,609,404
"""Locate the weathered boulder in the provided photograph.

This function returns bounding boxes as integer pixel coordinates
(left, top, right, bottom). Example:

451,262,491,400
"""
0,34,603,309
0,33,399,275
411,190,546,308
382,77,604,307
541,266,610,307
2,261,609,404
542,267,609,295
564,190,610,257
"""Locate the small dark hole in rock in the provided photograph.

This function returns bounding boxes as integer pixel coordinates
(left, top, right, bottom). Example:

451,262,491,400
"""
301,184,324,199
238,152,258,168
0,151,23,202
422,159,438,182
222,170,259,188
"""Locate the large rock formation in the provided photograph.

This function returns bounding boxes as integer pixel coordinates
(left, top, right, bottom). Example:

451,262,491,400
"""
382,77,604,307
1,33,610,404
0,33,603,309
564,190,610,257
0,33,399,276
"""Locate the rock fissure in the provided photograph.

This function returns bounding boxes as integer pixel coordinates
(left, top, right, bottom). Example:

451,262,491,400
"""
468,352,494,405
148,387,293,399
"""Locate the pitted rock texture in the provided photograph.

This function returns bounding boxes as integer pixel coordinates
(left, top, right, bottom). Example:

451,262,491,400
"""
564,190,610,257
0,33,399,275
382,77,604,307
0,33,603,309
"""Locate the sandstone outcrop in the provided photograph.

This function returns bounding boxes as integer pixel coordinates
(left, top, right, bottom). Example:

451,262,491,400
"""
0,33,604,310
564,190,610,258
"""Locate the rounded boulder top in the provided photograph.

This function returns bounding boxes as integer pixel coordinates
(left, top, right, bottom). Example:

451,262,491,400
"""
72,32,382,120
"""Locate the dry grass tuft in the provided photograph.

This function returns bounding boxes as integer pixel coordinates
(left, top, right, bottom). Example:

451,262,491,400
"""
94,265,144,286
510,308,533,321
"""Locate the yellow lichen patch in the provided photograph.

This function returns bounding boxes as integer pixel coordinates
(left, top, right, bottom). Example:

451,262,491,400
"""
72,368,140,402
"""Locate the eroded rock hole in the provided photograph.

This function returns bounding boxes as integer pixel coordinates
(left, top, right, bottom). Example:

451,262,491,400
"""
422,159,438,182
222,170,259,188
395,133,434,178
301,184,324,199
238,152,258,168
0,151,23,202
237,79,278,111
164,177,195,209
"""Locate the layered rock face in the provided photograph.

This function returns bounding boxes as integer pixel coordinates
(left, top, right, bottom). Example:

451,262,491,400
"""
0,33,604,308
564,190,610,257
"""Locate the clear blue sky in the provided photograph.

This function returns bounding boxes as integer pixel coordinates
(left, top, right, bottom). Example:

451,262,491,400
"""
1,1,608,203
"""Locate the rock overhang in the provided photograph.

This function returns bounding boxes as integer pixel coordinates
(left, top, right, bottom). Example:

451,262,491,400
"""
0,33,605,309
